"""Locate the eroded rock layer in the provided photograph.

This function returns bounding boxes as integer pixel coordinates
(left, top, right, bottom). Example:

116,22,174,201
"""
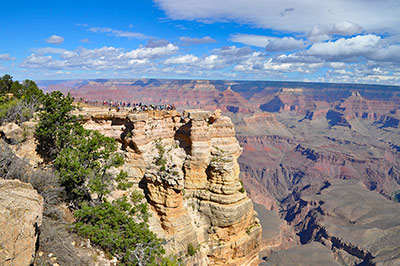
79,108,262,266
281,179,400,266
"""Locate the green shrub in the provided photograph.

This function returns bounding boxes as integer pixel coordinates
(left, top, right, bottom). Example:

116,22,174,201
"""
55,126,124,205
239,180,245,193
187,243,198,256
35,91,76,159
73,197,164,265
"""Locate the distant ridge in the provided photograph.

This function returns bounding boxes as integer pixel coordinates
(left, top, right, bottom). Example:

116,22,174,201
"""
37,78,400,91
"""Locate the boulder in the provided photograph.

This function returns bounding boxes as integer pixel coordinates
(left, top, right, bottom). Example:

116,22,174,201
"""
0,179,43,266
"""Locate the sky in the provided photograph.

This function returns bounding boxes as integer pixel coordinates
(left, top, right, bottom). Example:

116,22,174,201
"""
1,0,400,85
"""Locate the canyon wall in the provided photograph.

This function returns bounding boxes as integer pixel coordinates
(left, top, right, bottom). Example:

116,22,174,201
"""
79,107,262,266
281,179,400,266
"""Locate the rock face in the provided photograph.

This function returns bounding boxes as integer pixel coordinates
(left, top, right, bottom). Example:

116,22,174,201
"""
0,179,43,266
262,242,341,266
281,179,400,266
79,108,262,266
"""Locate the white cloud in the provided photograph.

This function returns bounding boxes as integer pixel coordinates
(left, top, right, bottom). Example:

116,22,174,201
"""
179,36,216,44
322,61,400,84
164,54,200,64
0,53,16,61
231,34,271,48
265,37,306,52
154,0,400,36
81,38,90,43
308,25,331,42
46,35,64,44
33,47,67,54
124,43,178,59
368,45,400,62
308,21,363,42
212,46,253,57
231,34,306,52
331,21,362,36
305,34,381,61
21,44,179,70
88,27,150,39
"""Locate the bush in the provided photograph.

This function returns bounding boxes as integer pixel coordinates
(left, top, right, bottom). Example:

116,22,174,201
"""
0,75,43,125
54,125,124,205
187,243,198,256
73,196,164,266
35,91,76,160
239,180,245,193
0,97,41,125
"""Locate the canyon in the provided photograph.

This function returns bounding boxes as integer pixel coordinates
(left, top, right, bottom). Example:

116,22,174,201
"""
33,78,400,264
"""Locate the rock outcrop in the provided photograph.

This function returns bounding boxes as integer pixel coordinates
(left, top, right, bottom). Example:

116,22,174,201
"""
79,108,262,266
281,179,400,266
0,179,43,266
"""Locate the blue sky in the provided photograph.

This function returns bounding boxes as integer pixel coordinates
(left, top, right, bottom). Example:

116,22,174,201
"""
1,0,399,84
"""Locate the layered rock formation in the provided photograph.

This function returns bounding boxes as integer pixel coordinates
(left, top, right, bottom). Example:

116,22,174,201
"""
0,179,43,266
39,78,400,264
79,107,262,266
281,179,400,266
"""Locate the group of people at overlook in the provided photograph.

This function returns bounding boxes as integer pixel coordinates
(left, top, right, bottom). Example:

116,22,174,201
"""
76,98,176,112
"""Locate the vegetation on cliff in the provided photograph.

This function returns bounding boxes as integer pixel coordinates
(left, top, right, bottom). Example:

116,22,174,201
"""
0,75,179,265
0,74,44,125
33,90,170,265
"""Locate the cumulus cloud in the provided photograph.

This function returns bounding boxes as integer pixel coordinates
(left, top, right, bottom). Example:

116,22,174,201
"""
46,35,64,44
231,34,271,48
164,54,200,64
213,46,253,57
305,34,381,61
179,36,216,44
33,47,67,54
308,21,363,42
322,61,400,84
368,45,400,62
88,27,150,39
234,54,323,74
124,43,178,59
308,25,331,42
331,21,362,36
81,38,90,43
231,34,306,52
0,53,16,61
265,37,306,52
154,0,399,36
21,43,179,70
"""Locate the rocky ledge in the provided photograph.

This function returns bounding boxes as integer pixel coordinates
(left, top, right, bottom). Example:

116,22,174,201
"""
0,179,43,266
78,107,262,266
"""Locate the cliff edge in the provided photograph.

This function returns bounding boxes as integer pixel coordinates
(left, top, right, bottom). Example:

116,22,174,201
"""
79,108,262,266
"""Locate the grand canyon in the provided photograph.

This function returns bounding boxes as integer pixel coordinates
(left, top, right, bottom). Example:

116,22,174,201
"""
32,78,400,265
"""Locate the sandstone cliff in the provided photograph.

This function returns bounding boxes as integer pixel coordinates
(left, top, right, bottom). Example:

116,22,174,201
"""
0,179,43,266
79,108,262,266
